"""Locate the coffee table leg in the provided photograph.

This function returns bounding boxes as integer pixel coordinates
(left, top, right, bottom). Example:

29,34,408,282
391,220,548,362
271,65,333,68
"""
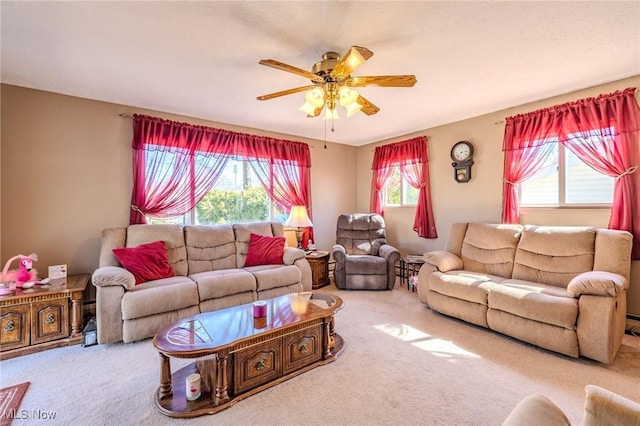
215,350,230,405
159,352,172,398
323,319,332,359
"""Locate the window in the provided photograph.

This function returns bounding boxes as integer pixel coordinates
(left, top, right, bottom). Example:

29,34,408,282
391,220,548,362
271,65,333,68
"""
383,167,419,206
520,142,614,207
148,158,286,225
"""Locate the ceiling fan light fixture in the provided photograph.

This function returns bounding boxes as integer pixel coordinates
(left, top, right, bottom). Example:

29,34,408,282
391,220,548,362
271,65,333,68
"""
338,86,358,107
345,101,363,117
324,103,339,120
299,101,318,116
305,86,325,107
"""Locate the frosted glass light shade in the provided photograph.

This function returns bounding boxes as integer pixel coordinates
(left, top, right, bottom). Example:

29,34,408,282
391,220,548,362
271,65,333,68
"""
306,87,325,107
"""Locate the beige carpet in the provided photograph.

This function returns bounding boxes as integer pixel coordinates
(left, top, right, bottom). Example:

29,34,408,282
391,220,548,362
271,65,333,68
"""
1,283,639,425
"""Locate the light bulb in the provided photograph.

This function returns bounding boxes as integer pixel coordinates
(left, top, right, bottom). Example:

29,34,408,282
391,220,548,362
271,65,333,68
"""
299,101,317,116
345,102,363,117
323,104,339,120
305,87,325,108
338,86,358,106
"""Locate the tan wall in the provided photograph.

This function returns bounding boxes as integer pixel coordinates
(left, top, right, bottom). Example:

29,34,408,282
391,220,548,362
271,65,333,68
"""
356,75,640,317
0,84,357,276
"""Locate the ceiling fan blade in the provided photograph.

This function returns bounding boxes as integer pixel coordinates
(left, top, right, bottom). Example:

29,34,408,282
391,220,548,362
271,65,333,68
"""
256,85,316,101
357,95,380,116
259,59,319,81
330,46,374,78
348,75,417,87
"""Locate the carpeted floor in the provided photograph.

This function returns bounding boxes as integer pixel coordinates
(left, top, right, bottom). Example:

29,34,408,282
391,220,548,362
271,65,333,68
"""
0,382,29,426
1,283,639,425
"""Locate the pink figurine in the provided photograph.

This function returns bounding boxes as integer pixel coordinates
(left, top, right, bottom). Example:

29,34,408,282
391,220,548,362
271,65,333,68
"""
1,253,41,289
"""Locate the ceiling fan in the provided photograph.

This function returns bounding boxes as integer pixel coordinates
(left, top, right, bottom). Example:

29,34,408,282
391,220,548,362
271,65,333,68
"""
256,46,417,119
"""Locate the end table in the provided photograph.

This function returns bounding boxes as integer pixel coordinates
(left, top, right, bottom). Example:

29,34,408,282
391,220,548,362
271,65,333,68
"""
305,251,330,289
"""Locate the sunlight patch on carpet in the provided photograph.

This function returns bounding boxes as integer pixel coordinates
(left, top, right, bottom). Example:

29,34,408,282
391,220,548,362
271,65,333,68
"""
374,323,481,359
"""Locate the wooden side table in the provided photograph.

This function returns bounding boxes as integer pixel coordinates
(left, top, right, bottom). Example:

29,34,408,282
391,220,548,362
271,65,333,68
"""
0,273,89,360
399,256,424,292
306,251,330,289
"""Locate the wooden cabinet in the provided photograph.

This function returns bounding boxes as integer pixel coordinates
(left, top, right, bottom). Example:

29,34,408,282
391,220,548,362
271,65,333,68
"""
233,325,322,393
0,304,30,351
234,340,282,394
283,325,322,374
306,251,330,289
0,274,89,360
31,299,69,344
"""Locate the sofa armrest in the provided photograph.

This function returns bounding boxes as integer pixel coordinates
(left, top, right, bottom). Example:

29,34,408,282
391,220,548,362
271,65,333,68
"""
283,247,305,265
422,251,463,272
584,385,640,426
567,271,626,298
331,245,347,289
379,244,401,290
331,245,346,263
502,394,570,426
92,266,136,290
378,244,400,262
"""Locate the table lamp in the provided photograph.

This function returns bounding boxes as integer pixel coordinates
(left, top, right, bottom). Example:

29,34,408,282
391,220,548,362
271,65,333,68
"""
284,206,313,249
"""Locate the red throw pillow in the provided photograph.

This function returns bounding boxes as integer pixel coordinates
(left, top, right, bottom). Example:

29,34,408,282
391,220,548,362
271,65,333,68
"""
244,233,285,267
112,240,174,285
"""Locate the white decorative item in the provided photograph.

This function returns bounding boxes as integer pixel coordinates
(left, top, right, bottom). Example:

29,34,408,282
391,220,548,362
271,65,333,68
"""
48,264,67,280
186,373,201,401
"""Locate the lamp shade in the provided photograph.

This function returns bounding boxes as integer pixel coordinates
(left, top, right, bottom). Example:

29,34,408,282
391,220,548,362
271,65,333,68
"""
284,206,313,228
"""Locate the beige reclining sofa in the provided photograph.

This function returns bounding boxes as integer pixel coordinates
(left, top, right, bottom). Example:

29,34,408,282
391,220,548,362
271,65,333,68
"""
417,223,633,364
92,222,311,344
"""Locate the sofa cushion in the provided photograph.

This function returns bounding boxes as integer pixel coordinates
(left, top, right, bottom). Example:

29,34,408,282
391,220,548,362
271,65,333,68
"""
488,279,578,329
245,233,285,266
190,269,257,300
336,214,386,255
512,226,596,287
460,223,523,278
113,240,174,285
185,225,236,274
428,270,504,305
345,255,387,275
126,224,188,276
423,251,463,272
245,264,301,291
121,276,198,320
234,222,281,267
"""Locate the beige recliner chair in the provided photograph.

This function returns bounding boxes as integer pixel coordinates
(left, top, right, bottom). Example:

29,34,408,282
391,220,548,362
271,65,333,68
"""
331,213,400,290
502,385,640,426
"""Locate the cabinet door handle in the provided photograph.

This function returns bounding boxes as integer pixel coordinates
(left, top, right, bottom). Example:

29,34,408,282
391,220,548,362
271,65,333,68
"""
45,313,55,324
253,358,266,371
4,320,15,332
298,342,309,354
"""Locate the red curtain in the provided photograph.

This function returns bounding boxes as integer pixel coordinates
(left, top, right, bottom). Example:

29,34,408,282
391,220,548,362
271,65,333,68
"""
238,134,314,246
502,87,640,258
130,115,312,234
130,115,234,224
370,137,437,238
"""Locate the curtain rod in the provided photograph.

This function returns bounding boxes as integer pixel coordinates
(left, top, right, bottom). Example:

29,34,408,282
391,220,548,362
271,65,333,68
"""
119,113,133,119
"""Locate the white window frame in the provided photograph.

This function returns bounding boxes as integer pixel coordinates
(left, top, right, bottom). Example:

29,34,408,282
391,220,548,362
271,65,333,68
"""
146,157,286,225
383,166,418,207
519,142,614,208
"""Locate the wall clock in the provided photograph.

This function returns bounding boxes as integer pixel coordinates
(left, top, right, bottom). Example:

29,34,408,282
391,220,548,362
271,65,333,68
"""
450,141,474,183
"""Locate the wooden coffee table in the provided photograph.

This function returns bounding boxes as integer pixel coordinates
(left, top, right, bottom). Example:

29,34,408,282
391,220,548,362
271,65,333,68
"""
153,292,344,418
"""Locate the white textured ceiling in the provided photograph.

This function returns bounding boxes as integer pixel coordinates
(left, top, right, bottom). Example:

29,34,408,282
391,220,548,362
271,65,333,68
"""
2,1,639,146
